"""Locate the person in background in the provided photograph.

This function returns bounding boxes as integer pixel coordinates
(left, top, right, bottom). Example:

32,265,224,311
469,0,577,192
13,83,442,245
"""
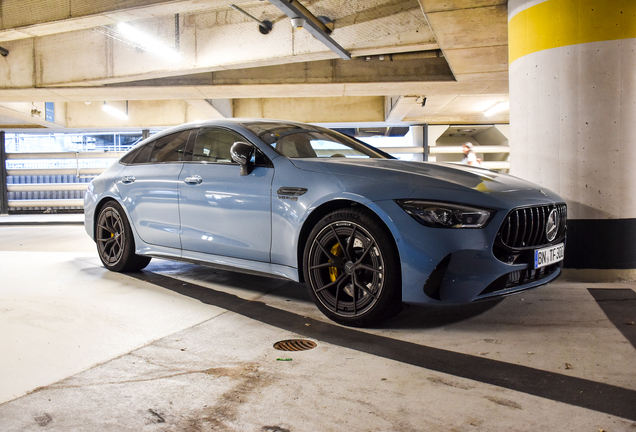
461,142,481,166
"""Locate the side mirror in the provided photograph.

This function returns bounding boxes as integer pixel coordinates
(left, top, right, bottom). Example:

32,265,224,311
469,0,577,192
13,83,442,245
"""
230,141,254,176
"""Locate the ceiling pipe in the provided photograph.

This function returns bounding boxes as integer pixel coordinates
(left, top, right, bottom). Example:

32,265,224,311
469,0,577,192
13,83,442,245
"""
355,50,443,62
267,0,351,60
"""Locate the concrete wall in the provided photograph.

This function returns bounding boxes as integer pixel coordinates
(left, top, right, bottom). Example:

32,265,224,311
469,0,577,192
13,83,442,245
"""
233,96,385,123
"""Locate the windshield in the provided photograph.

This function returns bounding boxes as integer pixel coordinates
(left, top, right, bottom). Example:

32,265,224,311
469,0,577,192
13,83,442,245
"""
242,122,391,159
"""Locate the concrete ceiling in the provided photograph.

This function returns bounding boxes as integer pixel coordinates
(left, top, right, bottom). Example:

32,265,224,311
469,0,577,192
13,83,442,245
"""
0,0,509,130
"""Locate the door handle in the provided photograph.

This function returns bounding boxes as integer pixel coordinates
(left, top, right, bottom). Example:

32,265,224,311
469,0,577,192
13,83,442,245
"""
122,175,135,184
184,175,203,185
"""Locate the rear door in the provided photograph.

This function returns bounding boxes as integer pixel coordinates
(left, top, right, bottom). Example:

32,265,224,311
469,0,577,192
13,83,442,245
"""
178,127,274,262
117,130,191,249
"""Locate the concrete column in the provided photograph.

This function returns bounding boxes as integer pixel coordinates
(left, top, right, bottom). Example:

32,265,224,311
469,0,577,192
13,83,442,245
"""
0,131,8,215
508,0,636,280
411,125,426,162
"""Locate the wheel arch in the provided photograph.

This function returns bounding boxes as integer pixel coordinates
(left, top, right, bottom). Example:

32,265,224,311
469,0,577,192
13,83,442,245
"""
296,199,400,284
93,196,125,239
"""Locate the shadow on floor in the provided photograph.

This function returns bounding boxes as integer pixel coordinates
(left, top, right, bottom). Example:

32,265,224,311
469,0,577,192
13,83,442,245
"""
142,260,503,330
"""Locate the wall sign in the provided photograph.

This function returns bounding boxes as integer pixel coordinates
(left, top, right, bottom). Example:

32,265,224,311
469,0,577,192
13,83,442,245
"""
45,102,54,123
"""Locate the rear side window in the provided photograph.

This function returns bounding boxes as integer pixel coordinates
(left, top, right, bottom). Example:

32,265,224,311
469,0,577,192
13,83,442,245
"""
121,130,191,165
130,142,153,164
120,146,142,165
149,130,190,163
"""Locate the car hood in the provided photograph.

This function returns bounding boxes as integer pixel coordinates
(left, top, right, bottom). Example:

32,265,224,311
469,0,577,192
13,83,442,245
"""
290,159,545,194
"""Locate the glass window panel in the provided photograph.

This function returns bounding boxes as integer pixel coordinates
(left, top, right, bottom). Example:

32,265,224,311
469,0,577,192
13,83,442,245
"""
192,128,244,163
149,130,190,163
130,142,153,164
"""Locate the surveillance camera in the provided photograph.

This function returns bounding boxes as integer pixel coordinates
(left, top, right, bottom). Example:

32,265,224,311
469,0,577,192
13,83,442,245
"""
291,17,305,29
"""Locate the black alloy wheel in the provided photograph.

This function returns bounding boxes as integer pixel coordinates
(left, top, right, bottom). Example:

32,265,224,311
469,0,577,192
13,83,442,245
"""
304,208,401,327
96,201,151,272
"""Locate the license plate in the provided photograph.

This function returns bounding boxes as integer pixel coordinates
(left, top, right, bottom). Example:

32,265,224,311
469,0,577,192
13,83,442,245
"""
534,243,564,269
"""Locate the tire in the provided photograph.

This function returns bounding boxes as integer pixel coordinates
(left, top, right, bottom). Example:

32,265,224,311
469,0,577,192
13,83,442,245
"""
95,201,151,272
303,207,402,327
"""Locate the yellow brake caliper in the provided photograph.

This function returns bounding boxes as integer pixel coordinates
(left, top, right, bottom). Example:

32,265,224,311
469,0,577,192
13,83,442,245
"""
329,243,342,282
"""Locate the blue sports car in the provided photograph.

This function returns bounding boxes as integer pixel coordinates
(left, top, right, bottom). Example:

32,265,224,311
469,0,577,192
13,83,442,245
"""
84,119,567,326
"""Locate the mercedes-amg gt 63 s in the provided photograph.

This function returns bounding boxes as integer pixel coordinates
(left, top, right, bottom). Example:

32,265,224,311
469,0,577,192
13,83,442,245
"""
84,119,567,326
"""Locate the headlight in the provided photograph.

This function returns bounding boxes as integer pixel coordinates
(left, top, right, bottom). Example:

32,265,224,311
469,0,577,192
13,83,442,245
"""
395,200,494,228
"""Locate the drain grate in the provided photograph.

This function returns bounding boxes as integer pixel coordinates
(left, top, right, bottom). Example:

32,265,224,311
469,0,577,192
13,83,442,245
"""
273,339,317,352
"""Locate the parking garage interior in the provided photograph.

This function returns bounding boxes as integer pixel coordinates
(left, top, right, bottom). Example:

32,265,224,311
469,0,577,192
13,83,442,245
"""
1,1,635,431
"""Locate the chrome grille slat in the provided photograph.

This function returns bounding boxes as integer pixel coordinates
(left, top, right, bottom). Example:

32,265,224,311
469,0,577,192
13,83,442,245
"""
531,207,540,246
505,217,511,245
528,207,536,246
520,208,528,247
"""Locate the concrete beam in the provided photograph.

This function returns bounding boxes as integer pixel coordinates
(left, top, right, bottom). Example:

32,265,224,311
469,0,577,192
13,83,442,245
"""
1,91,509,128
66,100,199,128
233,96,385,123
385,95,419,122
0,80,508,103
0,0,251,42
63,96,386,127
417,1,508,82
185,99,231,119
0,2,436,87
111,56,453,87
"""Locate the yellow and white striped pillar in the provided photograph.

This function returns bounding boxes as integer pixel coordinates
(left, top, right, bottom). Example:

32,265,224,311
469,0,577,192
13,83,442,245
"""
509,0,636,280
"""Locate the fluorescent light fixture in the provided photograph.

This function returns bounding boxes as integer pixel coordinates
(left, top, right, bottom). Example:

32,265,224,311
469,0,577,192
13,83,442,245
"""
484,101,509,117
102,102,128,120
117,22,181,62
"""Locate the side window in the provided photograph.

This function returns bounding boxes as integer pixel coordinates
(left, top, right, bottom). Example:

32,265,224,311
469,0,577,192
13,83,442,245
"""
120,146,142,165
149,130,190,163
192,128,244,163
131,142,154,164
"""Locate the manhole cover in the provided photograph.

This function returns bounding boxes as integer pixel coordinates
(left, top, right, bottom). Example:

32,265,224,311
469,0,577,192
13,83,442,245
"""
273,339,317,352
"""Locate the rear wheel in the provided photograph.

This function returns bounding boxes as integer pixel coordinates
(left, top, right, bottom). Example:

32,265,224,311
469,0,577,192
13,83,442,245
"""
303,208,402,327
96,201,151,272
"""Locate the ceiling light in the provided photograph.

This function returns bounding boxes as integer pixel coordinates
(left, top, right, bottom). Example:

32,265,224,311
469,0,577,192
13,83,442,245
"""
484,102,509,117
117,22,181,62
102,102,128,120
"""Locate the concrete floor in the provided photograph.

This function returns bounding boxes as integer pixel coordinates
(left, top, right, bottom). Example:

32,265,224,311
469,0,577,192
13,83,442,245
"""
0,220,635,431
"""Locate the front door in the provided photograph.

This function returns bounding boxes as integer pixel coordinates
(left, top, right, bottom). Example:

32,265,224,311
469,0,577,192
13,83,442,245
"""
178,127,274,262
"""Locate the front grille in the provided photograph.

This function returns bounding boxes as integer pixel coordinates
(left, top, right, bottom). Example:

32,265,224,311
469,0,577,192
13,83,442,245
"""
498,204,567,249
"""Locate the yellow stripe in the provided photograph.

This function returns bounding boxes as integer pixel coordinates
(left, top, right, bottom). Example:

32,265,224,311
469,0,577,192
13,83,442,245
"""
509,0,636,64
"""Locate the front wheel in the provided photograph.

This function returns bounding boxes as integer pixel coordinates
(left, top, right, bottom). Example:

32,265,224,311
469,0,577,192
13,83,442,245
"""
303,208,402,327
96,201,151,272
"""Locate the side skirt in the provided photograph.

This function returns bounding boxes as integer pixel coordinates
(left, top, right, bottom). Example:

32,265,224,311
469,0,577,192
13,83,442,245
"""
139,248,299,282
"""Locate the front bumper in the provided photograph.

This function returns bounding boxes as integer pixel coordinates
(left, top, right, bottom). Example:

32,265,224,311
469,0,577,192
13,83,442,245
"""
369,199,565,304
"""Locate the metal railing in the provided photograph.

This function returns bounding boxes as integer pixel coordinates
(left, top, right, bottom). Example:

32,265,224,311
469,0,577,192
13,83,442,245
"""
2,150,126,212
